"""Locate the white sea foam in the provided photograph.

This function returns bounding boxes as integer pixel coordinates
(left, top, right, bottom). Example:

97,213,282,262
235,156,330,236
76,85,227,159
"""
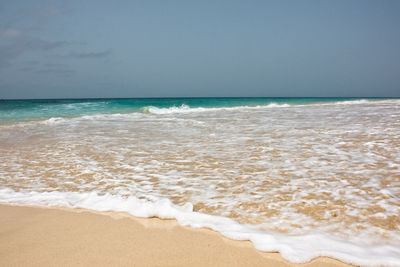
334,99,370,105
1,99,400,266
0,188,399,267
140,103,292,115
2,99,399,127
133,99,400,115
41,117,67,125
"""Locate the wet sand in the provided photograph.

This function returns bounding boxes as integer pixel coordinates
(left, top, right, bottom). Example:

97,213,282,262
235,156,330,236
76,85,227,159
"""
0,204,353,267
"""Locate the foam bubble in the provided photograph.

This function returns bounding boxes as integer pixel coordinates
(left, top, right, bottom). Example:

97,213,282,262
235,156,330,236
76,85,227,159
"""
0,188,399,267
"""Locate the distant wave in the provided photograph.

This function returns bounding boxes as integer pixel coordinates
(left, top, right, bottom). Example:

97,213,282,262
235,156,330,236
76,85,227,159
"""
329,99,400,105
140,103,292,115
2,98,399,125
138,99,400,115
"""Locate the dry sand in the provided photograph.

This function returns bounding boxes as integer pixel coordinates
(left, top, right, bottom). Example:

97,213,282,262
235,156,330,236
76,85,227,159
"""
0,204,353,267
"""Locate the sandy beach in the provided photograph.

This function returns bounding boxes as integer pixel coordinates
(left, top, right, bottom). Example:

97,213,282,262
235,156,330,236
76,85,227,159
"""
2,0,400,265
2,99,399,266
0,204,353,267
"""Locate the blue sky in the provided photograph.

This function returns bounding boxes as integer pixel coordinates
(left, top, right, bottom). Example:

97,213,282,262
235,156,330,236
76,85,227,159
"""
0,0,399,99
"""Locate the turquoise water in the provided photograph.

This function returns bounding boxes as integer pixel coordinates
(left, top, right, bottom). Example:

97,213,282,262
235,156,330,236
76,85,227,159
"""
0,97,394,123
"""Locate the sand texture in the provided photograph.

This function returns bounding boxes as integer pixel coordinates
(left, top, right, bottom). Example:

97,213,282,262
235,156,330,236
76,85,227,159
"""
0,204,354,267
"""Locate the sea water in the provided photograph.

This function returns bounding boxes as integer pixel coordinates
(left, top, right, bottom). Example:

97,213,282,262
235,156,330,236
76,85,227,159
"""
0,97,399,266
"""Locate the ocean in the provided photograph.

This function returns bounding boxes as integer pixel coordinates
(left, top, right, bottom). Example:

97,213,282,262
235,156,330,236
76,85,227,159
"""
0,97,399,266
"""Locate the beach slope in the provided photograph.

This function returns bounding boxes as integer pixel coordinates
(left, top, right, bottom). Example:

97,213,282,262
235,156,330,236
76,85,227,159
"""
0,204,352,267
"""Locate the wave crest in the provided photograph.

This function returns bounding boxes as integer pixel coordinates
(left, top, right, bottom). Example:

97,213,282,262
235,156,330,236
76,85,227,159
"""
140,103,291,115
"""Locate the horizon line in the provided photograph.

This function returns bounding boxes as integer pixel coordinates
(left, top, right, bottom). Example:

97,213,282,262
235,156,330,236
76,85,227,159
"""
1,96,399,101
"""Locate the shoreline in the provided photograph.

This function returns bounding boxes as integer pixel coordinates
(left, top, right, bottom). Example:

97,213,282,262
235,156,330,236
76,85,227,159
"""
0,204,353,267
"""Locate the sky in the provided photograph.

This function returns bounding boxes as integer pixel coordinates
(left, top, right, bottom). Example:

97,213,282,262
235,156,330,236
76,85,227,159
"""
0,0,399,99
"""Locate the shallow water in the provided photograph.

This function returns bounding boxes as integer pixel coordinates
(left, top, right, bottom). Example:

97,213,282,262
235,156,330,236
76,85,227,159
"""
0,98,399,266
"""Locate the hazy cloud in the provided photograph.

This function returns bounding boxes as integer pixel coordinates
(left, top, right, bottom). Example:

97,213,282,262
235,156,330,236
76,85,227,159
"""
66,49,111,59
44,63,68,68
1,1,399,98
41,41,68,50
35,68,75,75
0,31,68,68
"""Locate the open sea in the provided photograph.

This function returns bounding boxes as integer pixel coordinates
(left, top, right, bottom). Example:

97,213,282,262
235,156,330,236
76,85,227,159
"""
0,97,399,266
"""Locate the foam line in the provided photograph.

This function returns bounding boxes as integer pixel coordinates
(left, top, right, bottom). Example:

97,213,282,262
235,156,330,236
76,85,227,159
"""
0,188,399,267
